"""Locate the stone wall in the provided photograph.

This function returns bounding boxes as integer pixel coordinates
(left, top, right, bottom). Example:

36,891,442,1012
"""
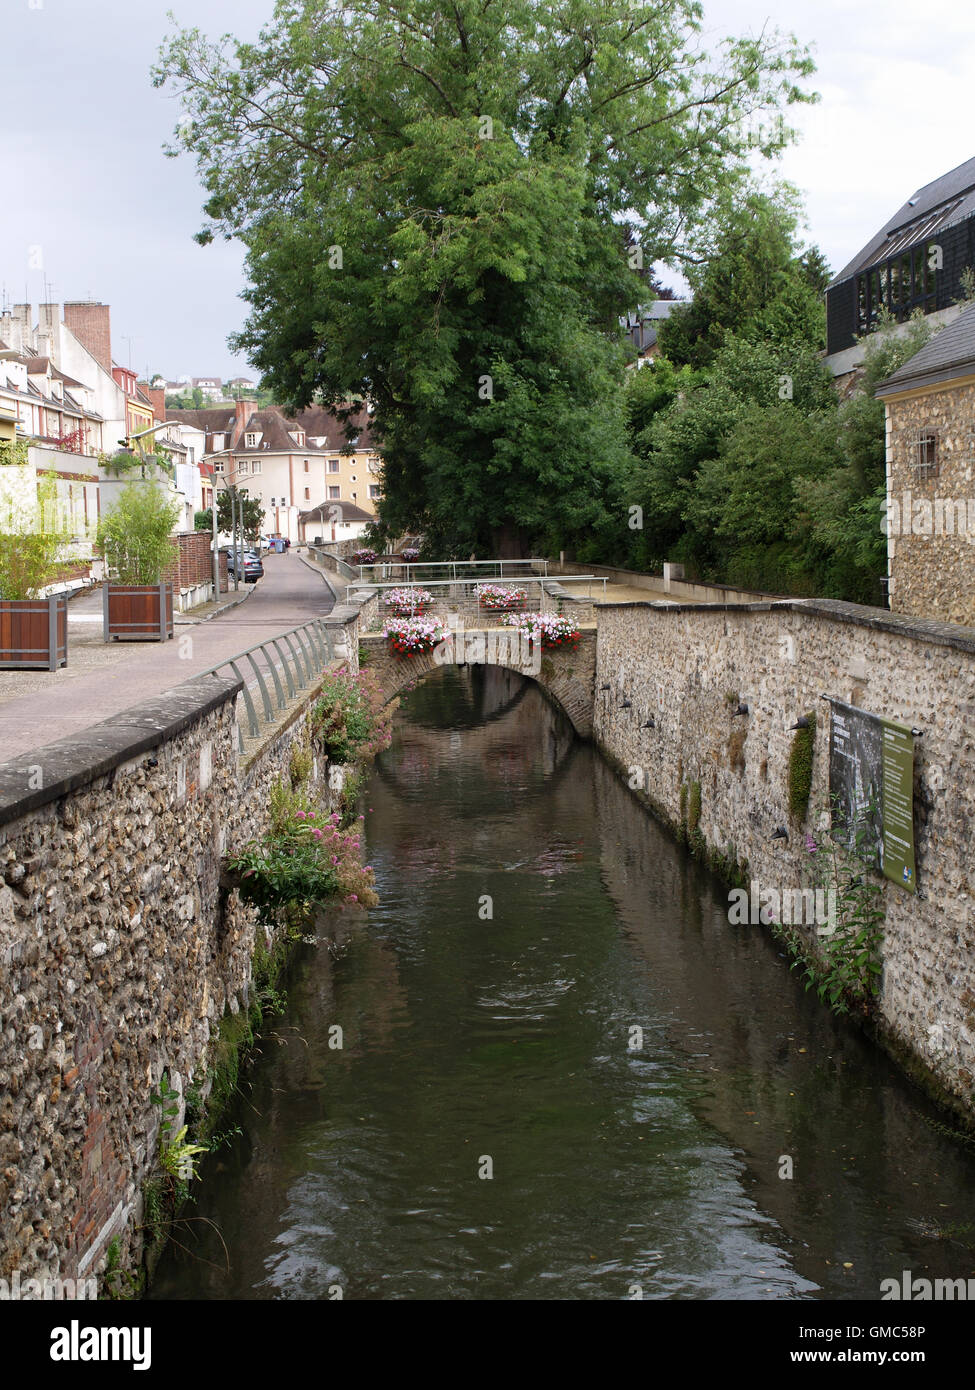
360,626,597,738
885,379,975,626
0,608,363,1288
594,597,975,1121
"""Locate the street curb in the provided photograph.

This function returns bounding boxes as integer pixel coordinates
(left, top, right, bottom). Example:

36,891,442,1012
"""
296,550,339,603
174,580,258,626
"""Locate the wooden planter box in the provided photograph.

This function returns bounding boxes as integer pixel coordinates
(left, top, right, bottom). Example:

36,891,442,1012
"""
0,595,68,670
103,582,174,642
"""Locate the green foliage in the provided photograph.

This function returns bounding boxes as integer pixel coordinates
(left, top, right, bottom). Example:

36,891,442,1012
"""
156,0,816,555
0,438,30,467
787,713,816,821
196,488,265,542
97,482,181,584
686,780,702,846
227,794,378,912
657,187,828,369
776,802,886,1017
0,476,70,600
311,664,393,765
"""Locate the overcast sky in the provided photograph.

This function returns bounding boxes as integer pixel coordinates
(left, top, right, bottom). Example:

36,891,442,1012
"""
3,0,974,380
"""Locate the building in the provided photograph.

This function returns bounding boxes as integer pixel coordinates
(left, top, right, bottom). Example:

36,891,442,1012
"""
622,300,685,367
192,377,225,401
875,300,975,626
826,156,975,370
298,499,373,544
167,400,381,543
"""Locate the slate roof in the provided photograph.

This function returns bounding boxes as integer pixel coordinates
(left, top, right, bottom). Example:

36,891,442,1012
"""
876,301,975,396
830,155,975,287
294,404,376,450
299,499,374,523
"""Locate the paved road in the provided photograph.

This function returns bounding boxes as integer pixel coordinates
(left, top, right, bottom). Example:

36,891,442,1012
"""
0,551,336,761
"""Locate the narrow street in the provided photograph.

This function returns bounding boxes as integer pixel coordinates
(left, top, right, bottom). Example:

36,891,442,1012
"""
0,551,334,761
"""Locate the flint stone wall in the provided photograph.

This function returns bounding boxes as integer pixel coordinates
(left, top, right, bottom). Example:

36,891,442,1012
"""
594,597,975,1121
0,614,360,1288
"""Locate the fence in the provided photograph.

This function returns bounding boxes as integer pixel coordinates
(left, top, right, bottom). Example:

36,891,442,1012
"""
194,617,337,749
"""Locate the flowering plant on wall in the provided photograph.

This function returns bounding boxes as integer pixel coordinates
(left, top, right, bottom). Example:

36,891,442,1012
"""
501,611,580,649
383,586,433,616
475,583,528,611
350,548,377,566
384,614,448,656
400,547,420,562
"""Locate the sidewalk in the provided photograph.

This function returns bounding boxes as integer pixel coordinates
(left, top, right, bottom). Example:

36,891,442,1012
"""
0,550,337,762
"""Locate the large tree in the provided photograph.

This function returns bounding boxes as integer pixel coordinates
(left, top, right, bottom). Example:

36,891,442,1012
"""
156,0,815,555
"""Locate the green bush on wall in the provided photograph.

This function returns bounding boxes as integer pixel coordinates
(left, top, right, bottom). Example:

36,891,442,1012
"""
788,712,816,821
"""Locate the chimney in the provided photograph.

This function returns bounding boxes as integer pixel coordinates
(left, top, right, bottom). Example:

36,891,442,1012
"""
0,311,11,347
40,302,59,335
63,301,111,374
146,387,167,422
12,304,32,355
232,397,251,445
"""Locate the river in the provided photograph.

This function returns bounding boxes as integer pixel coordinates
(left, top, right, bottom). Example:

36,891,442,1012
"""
151,665,975,1300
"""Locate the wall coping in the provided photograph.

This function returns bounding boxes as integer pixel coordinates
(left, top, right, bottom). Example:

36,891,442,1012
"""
595,595,975,655
0,673,242,829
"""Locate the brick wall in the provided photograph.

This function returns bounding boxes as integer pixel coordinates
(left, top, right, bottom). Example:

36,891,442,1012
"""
162,532,216,594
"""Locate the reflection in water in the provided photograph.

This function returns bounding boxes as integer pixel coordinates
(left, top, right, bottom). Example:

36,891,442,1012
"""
152,667,975,1301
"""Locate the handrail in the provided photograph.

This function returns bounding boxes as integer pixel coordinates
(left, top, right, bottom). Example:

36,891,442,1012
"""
193,617,336,748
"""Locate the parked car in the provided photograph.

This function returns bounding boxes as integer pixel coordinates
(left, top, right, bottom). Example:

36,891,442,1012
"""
225,548,264,582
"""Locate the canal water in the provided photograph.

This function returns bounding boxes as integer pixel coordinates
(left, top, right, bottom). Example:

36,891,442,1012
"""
152,666,975,1300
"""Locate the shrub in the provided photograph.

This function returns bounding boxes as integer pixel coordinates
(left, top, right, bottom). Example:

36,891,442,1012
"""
0,475,70,600
311,664,392,762
227,805,378,911
98,482,180,584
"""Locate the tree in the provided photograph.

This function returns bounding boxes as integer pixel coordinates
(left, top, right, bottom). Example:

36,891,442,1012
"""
195,487,265,542
155,0,816,556
656,187,828,369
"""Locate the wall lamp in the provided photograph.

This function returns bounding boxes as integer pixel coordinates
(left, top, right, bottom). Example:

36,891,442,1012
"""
731,701,749,717
789,716,810,730
770,825,788,842
643,715,656,729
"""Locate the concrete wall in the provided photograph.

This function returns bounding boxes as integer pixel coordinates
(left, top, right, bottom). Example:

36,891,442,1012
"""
0,607,363,1288
542,556,776,604
593,597,975,1121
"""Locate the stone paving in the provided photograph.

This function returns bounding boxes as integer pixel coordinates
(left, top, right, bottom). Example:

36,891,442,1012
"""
0,550,336,761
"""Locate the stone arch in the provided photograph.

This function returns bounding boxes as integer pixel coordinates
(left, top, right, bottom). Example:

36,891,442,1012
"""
358,628,596,738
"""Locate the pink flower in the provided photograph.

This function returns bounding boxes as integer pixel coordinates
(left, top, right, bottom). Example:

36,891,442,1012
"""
349,894,358,903
312,828,323,839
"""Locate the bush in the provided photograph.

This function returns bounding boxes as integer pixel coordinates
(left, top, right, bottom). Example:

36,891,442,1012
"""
0,475,70,600
227,805,378,911
311,665,392,763
98,482,181,584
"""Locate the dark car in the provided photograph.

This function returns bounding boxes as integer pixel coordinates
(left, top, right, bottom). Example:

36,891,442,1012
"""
226,548,264,582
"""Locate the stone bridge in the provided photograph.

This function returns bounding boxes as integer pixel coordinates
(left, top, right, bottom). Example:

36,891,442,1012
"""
360,626,597,737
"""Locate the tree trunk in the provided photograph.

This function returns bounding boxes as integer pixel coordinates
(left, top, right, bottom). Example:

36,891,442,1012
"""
491,522,526,558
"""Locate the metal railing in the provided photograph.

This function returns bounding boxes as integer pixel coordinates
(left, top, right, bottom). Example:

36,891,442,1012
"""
349,574,607,630
194,617,336,748
354,558,550,582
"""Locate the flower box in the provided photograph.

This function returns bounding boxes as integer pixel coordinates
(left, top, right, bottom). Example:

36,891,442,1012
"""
103,582,174,642
0,595,68,670
501,611,581,650
384,614,448,656
475,584,529,612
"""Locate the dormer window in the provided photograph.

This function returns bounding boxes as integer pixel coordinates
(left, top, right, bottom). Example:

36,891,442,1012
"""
213,434,225,451
245,432,259,447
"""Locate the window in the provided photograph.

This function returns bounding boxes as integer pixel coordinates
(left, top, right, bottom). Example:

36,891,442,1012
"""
369,485,380,499
237,460,249,475
304,459,309,472
351,491,357,500
304,486,311,500
913,429,939,481
213,435,225,451
329,485,340,499
250,459,261,474
214,461,226,474
245,433,258,447
329,458,340,472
